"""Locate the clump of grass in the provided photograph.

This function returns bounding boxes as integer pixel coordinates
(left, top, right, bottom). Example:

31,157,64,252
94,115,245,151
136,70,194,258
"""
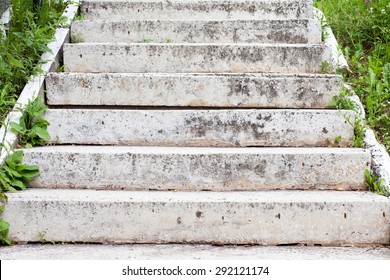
364,169,390,197
329,89,359,111
315,0,390,152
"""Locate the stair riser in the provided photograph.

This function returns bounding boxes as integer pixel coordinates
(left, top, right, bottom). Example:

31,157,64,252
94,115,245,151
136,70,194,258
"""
63,44,332,73
71,19,321,44
81,0,313,21
22,147,370,190
45,109,355,147
46,73,343,108
4,190,388,245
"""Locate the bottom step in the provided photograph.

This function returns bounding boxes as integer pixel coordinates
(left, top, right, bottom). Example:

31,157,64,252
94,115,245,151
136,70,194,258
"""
3,189,389,245
0,244,389,260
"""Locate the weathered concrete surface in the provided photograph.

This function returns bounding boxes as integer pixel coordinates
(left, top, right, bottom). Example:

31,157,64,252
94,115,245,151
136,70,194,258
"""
44,109,355,147
45,73,343,108
0,0,10,15
63,43,332,73
3,189,389,245
81,0,313,21
71,19,321,44
1,244,390,260
22,146,370,190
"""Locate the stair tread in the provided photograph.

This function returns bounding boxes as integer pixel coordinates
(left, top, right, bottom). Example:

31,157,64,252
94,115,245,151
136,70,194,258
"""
2,244,390,260
21,146,370,191
82,0,313,21
63,43,331,74
4,189,389,245
44,109,355,147
71,18,321,44
6,188,388,203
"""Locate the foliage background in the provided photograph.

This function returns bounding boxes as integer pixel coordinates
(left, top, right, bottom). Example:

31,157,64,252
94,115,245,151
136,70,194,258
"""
315,0,390,152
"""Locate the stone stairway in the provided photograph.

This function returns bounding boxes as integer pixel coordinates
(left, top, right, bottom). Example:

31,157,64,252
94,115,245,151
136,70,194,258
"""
2,0,389,248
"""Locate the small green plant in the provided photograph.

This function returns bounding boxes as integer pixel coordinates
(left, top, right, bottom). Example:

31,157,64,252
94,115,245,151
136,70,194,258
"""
73,11,84,21
71,32,84,43
364,169,390,197
320,60,332,74
38,230,47,243
0,219,11,246
165,38,172,43
11,97,51,148
329,88,358,110
315,11,330,42
55,64,64,72
352,118,366,148
136,38,153,43
0,150,40,192
334,135,342,145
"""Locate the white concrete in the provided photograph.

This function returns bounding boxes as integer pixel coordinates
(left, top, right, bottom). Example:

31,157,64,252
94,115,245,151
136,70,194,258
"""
1,244,390,260
71,19,321,44
63,43,332,73
3,189,389,245
44,109,356,147
0,6,10,37
21,146,370,191
45,73,343,108
81,0,314,21
365,129,390,191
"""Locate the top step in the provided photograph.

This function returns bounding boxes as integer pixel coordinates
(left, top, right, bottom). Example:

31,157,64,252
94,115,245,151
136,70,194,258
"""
81,0,314,21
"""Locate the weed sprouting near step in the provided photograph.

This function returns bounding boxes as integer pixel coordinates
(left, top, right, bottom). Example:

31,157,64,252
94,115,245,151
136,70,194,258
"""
11,97,51,148
329,88,358,111
365,169,390,197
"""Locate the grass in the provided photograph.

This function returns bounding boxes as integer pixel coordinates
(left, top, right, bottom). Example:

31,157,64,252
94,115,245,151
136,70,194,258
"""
314,0,390,153
0,0,68,121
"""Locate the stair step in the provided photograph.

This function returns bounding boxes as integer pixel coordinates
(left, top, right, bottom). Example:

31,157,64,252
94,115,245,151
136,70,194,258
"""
71,19,321,44
4,189,388,245
45,73,343,108
81,0,313,21
22,146,370,190
45,109,355,147
63,43,332,74
2,244,390,259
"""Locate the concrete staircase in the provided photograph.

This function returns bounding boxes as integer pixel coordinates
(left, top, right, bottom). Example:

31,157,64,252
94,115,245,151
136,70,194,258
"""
3,0,389,249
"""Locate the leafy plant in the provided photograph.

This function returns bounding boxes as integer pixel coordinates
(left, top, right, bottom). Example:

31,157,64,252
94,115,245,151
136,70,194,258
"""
11,97,51,148
0,219,11,246
0,150,40,192
73,11,84,21
364,169,390,197
0,148,40,245
329,88,358,110
352,118,366,148
314,11,330,42
71,32,84,43
320,60,332,73
334,135,342,145
38,230,47,244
